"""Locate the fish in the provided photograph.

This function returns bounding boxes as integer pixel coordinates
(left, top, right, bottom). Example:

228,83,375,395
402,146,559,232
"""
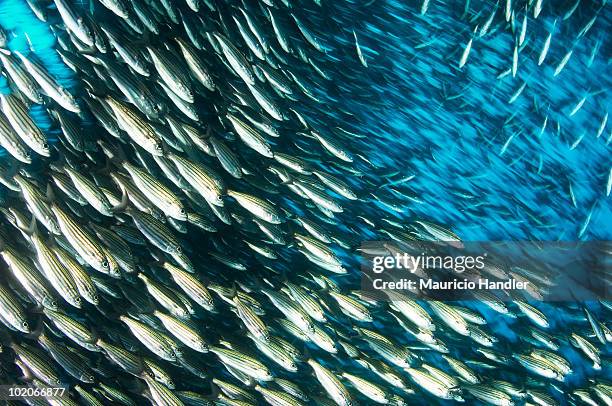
0,111,32,163
104,96,165,155
0,52,43,104
459,37,473,69
227,189,282,224
0,241,59,310
0,282,31,332
13,51,81,113
147,45,194,103
214,33,256,86
227,113,274,158
0,94,50,157
122,161,186,221
308,358,353,406
210,345,273,381
51,203,118,277
0,1,606,405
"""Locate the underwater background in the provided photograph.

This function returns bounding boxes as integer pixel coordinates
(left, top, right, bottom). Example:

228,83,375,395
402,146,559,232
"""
1,0,610,241
0,0,609,405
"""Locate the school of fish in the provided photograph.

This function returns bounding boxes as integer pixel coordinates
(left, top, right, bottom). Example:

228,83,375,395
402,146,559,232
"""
0,0,609,405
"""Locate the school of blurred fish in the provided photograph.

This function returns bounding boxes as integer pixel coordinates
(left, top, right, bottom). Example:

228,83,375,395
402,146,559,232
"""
0,0,609,405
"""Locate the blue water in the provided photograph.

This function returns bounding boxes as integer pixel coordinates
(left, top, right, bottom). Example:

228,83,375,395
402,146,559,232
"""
0,0,77,132
288,1,612,399
312,0,611,242
2,0,609,241
0,0,609,402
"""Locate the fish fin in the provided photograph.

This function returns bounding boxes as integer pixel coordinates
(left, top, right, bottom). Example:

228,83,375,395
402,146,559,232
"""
17,214,37,236
85,86,107,100
15,360,35,381
205,380,221,400
111,188,129,213
280,269,289,285
44,183,55,203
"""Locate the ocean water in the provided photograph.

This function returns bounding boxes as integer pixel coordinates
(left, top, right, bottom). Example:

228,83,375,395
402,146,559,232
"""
0,0,73,141
0,0,609,404
299,0,612,242
1,0,609,242
1,0,610,240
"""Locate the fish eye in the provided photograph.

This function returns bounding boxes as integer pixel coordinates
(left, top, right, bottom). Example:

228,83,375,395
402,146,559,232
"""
179,208,185,214
43,142,49,149
155,144,163,150
176,246,182,253
75,297,82,304
101,260,109,268
22,321,29,329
